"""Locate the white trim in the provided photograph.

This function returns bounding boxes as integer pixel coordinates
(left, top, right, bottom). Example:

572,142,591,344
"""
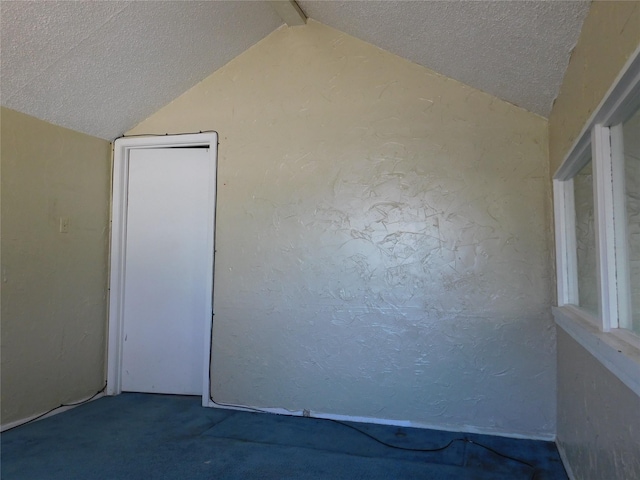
610,124,633,330
553,179,570,305
555,440,577,480
554,178,580,307
1,392,105,432
205,399,555,441
555,138,592,181
553,306,640,398
610,327,640,352
107,133,218,409
553,41,640,342
269,0,307,26
565,178,579,305
591,125,618,330
554,43,640,180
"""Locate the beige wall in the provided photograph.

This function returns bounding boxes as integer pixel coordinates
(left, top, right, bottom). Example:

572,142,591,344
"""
549,1,640,174
557,329,640,479
1,107,111,426
549,2,640,479
130,21,555,438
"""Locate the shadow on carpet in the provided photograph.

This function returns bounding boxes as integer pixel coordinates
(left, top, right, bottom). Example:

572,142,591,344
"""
1,393,567,479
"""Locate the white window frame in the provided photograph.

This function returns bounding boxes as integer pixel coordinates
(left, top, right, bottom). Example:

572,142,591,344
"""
553,44,640,398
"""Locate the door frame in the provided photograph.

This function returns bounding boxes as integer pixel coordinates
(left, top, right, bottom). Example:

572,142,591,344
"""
106,133,218,407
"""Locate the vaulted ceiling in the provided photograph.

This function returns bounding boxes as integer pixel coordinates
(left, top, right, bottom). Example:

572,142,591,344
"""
1,1,590,140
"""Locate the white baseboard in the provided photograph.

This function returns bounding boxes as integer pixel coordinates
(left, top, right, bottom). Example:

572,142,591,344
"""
3,392,556,443
1,392,105,433
555,440,576,480
205,399,555,441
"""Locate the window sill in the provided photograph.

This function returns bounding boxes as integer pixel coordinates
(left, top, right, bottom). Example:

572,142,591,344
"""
553,305,640,398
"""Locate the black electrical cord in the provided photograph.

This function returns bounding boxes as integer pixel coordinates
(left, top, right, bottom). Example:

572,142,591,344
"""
206,396,538,480
2,383,107,433
113,130,219,141
207,309,538,480
198,140,538,480
327,419,538,479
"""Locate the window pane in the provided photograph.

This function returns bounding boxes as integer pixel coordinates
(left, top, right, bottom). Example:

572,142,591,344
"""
574,160,598,315
623,107,640,333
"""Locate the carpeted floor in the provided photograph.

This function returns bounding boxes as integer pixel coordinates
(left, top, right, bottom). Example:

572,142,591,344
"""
1,393,567,479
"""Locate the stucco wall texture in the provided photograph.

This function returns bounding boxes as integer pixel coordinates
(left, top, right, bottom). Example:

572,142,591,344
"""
130,21,555,438
1,107,111,425
548,2,640,479
557,329,640,479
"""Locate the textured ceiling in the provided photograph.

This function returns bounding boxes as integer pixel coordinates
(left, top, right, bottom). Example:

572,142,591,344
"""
1,1,590,140
1,1,283,139
298,0,590,118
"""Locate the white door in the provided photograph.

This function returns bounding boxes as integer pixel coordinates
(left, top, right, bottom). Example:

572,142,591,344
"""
120,147,211,395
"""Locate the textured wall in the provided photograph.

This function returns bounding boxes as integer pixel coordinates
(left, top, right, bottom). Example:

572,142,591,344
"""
129,21,555,438
549,2,640,478
623,110,640,332
557,329,640,479
1,107,111,425
549,1,640,175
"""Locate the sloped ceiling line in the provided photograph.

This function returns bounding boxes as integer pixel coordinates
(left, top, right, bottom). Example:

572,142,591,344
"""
1,1,285,139
270,0,307,26
1,1,590,140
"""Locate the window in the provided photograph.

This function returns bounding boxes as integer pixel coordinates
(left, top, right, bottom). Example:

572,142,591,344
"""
613,106,640,334
553,46,640,398
573,158,598,316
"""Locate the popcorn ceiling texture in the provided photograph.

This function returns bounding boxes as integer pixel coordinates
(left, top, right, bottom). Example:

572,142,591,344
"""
0,1,283,140
276,0,588,118
1,1,588,140
130,22,555,439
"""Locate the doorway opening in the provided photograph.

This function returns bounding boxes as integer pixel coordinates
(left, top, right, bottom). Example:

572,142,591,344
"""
107,133,218,407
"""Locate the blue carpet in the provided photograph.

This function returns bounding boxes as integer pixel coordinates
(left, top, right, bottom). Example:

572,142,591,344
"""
1,393,567,479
